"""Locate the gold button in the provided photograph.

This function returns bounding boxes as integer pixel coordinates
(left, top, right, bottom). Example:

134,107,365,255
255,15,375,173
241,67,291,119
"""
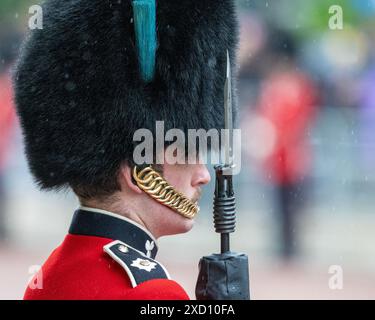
139,259,151,266
118,245,129,253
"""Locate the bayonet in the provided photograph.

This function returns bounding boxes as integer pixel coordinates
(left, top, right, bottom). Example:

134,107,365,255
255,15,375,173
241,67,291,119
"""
223,50,234,168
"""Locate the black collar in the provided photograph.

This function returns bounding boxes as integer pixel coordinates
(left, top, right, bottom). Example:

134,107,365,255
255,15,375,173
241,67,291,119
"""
69,208,158,259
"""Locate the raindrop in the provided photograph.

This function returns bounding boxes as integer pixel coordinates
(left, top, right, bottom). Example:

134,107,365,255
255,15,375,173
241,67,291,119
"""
65,81,76,91
208,57,217,68
83,51,91,61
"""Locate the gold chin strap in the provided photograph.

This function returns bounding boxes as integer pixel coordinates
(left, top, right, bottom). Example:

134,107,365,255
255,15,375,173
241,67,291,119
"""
132,166,199,219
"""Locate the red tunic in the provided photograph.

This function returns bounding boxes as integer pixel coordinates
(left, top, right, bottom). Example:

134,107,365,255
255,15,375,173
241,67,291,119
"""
24,208,189,300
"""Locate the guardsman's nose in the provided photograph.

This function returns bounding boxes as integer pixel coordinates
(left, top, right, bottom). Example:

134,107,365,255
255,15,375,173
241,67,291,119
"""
192,164,211,187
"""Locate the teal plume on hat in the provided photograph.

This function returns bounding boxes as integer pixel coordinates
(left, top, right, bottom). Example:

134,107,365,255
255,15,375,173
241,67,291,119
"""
132,0,157,82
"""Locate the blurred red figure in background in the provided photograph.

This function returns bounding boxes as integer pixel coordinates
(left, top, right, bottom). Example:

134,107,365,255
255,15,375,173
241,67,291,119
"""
0,71,16,241
240,27,319,260
244,29,318,259
0,26,19,240
0,74,16,171
258,68,317,259
258,70,316,187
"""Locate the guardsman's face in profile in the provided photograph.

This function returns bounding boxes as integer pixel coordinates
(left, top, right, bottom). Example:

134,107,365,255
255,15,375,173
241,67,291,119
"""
152,162,211,236
122,147,211,238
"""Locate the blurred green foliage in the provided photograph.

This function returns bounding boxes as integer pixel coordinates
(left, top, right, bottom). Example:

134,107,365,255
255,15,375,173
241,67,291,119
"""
0,0,40,22
293,0,360,30
238,0,371,36
0,0,27,16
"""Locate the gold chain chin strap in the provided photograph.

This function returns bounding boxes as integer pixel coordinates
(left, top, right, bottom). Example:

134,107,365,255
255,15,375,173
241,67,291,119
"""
132,166,199,219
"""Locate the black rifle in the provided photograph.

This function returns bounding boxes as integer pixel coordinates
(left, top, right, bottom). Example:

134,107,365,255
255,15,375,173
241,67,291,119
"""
195,52,250,300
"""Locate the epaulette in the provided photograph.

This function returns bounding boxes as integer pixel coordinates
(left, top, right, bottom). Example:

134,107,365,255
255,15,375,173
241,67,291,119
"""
103,240,170,288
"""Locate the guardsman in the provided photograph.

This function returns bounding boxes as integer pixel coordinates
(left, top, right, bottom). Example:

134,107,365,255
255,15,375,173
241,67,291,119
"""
14,0,238,299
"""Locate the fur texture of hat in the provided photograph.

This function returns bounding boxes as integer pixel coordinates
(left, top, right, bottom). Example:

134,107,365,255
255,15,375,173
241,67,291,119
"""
14,0,239,190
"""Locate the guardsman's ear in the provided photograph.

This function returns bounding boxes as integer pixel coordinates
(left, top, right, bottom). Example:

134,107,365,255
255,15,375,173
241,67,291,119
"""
120,164,143,194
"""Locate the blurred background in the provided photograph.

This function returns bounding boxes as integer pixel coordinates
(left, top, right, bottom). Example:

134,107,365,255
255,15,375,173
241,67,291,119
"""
1,0,375,299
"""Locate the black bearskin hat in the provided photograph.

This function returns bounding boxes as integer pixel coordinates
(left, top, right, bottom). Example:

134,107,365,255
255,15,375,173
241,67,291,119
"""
14,0,239,191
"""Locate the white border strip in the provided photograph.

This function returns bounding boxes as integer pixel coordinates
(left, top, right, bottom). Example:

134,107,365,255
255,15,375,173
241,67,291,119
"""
103,240,138,288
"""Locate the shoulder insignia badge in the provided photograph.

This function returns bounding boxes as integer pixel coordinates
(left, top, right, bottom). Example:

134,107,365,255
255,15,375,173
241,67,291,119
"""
103,240,170,288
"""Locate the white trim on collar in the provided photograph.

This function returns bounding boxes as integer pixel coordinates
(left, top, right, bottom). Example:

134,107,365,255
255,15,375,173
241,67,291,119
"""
78,206,158,245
